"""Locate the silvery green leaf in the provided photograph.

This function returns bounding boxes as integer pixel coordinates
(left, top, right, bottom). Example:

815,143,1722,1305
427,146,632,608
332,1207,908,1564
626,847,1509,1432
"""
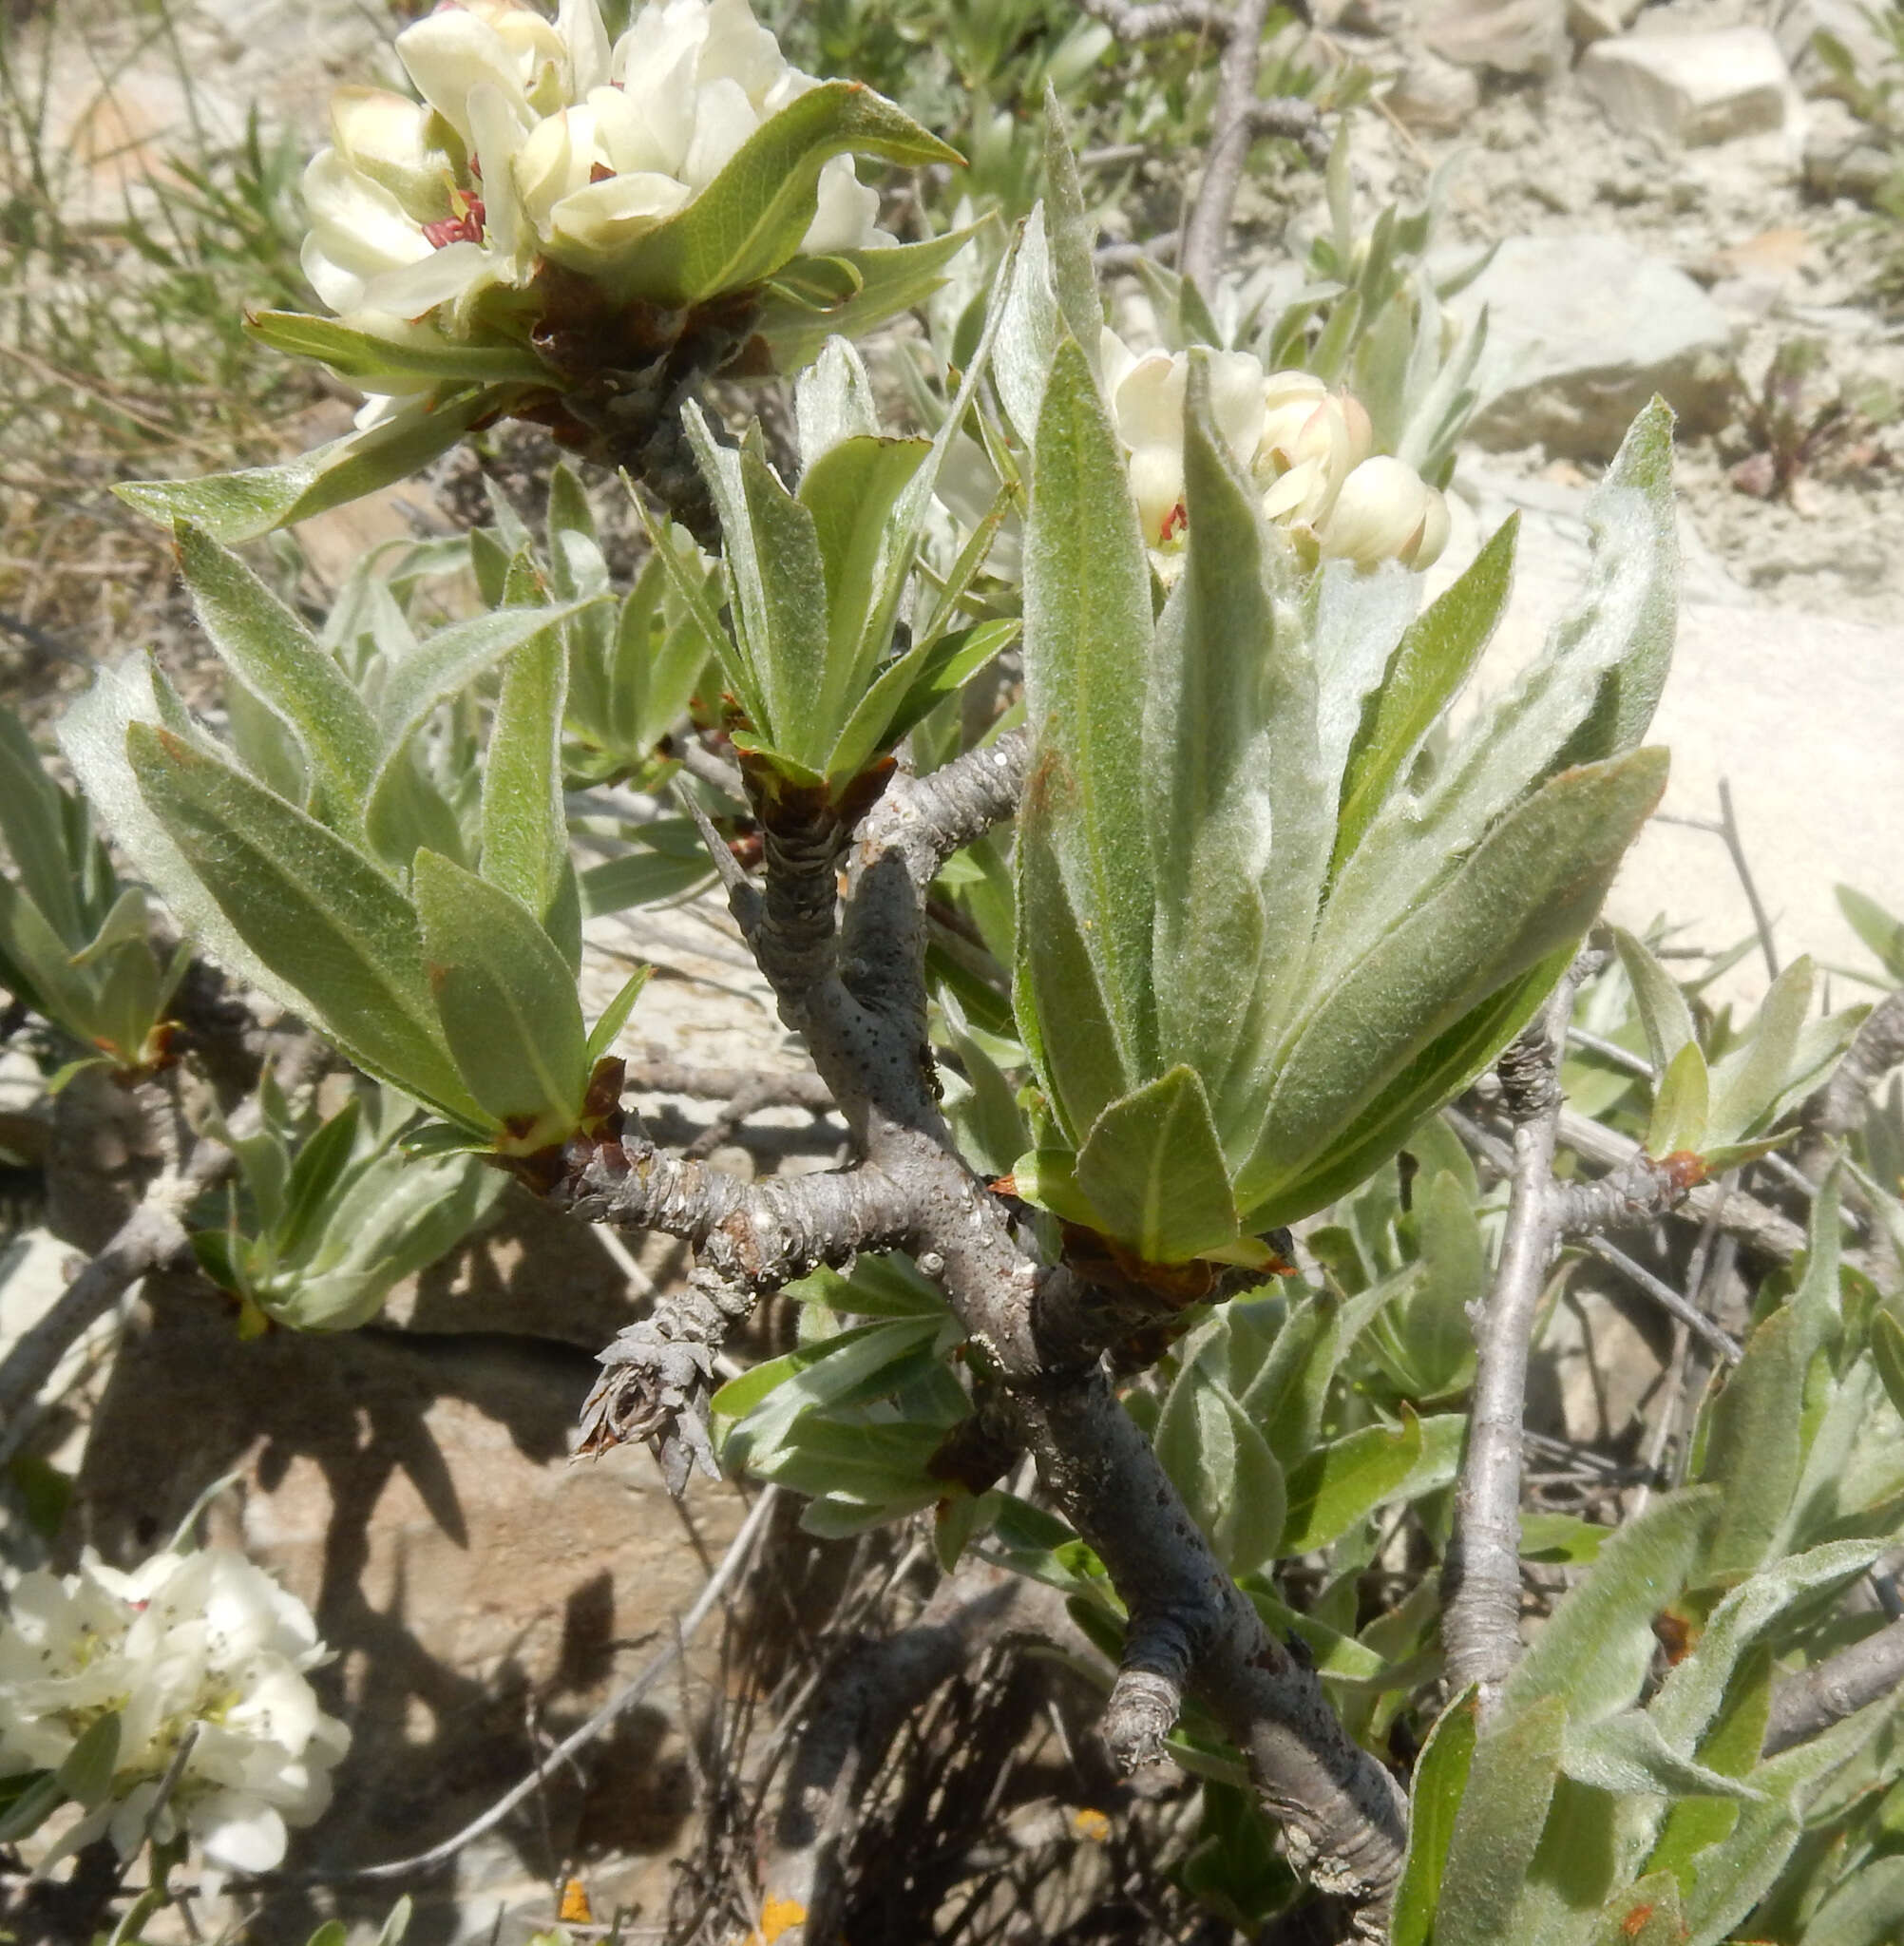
1074,1064,1237,1262
1838,884,1904,981
53,1710,120,1812
174,522,378,832
1498,1488,1720,1730
1704,956,1816,1145
1390,1688,1478,1946
1041,88,1102,370
1611,927,1699,1077
1681,1700,1894,1946
1144,360,1304,1116
414,850,588,1146
1433,1697,1567,1946
579,849,714,916
1588,1875,1685,1946
1561,1710,1763,1801
1797,1854,1904,1945
247,311,548,385
126,722,480,1125
1647,1041,1711,1159
482,620,579,967
277,1098,365,1263
795,336,882,472
1152,1353,1285,1579
1650,1538,1884,1763
586,964,651,1066
940,992,1029,1180
714,1314,948,1462
59,657,279,1004
827,619,1017,786
994,202,1060,449
1332,515,1515,878
606,82,961,306
1017,336,1158,1131
1239,749,1668,1218
1319,401,1675,983
0,1771,64,1843
117,387,504,543
225,674,311,807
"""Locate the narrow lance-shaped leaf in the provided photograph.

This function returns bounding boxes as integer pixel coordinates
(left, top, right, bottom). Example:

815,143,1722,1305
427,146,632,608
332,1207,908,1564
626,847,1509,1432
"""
413,850,588,1148
1432,1697,1567,1946
174,522,378,830
1074,1065,1238,1263
1018,335,1158,1126
482,616,580,969
0,704,83,944
126,725,480,1124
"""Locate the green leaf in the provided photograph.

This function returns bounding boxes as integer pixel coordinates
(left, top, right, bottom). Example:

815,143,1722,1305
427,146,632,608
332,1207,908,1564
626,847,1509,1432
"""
1390,1688,1479,1946
413,850,587,1146
1706,956,1818,1145
117,387,505,543
586,964,651,1065
1241,750,1670,1213
1040,87,1102,370
174,523,378,830
1838,884,1904,981
753,226,988,372
1434,1696,1567,1946
1589,1874,1685,1946
0,702,84,944
53,1710,121,1813
0,1770,65,1843
1612,926,1700,1078
579,848,714,916
1279,1407,1424,1555
1647,1040,1711,1159
247,310,550,384
1694,1306,1809,1584
277,1097,365,1262
126,725,479,1122
610,82,961,306
1073,1065,1237,1262
482,618,575,962
1499,1488,1721,1729
799,432,932,738
1332,514,1516,878
1798,1853,1904,1945
1152,1355,1285,1578
1562,1708,1763,1801
1873,1307,1904,1422
714,1314,947,1461
1017,335,1158,1135
827,619,1019,785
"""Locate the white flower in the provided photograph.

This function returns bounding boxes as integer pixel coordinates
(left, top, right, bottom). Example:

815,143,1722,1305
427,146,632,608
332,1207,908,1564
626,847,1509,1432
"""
1094,328,1445,575
0,1546,349,1874
298,0,892,365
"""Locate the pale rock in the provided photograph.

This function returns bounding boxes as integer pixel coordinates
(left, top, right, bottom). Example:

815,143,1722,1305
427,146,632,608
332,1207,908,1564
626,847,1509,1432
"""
1458,234,1736,460
1384,48,1484,133
1567,0,1646,49
1803,95,1897,201
1418,0,1570,76
72,1288,749,1916
1577,28,1794,146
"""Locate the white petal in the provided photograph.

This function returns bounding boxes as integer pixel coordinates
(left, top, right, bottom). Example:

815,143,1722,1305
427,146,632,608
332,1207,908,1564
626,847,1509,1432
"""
514,105,596,231
800,154,877,254
1098,325,1137,402
302,150,431,281
1207,351,1266,469
1318,455,1432,569
361,240,494,317
397,9,529,143
1112,348,1185,457
697,0,787,107
1129,447,1186,547
189,1791,289,1874
548,171,692,258
589,83,668,175
681,74,757,189
466,83,528,259
560,0,613,92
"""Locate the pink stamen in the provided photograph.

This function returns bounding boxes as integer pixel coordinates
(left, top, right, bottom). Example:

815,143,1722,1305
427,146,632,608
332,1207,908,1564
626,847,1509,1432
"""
423,194,486,248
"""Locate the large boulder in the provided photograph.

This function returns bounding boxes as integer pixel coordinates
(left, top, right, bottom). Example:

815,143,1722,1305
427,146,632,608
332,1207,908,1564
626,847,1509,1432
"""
1458,234,1737,461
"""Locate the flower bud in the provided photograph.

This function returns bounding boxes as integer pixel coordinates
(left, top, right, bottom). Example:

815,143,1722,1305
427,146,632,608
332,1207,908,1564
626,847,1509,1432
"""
1318,456,1450,571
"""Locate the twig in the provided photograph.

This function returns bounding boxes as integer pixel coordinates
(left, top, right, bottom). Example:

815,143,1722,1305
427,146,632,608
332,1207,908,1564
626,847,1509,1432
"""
1442,961,1592,1717
1717,778,1780,983
1761,1615,1904,1757
1576,1237,1741,1366
1180,0,1274,296
1079,0,1237,37
269,1485,781,1883
1804,988,1904,1143
673,736,748,803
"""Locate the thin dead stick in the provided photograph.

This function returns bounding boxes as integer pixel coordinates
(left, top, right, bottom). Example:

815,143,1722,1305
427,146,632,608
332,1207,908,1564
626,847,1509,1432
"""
1441,961,1592,1715
274,1484,781,1884
1719,777,1780,983
1577,1237,1741,1365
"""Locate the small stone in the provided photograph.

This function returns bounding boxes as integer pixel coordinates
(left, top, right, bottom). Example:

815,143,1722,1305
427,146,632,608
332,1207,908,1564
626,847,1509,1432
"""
1567,0,1645,48
1458,233,1737,460
1803,96,1897,201
1418,0,1570,77
1384,48,1483,134
1775,0,1894,100
1577,29,1794,146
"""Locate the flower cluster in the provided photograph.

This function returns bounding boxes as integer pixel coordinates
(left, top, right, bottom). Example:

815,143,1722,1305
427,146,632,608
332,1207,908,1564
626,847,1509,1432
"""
1099,328,1450,576
303,0,888,376
0,1546,348,1873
